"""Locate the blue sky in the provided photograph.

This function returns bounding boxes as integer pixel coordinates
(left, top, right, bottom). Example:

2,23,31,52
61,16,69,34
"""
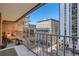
28,3,59,24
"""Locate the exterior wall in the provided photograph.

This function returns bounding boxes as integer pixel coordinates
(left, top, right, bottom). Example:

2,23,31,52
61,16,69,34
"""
60,3,79,50
36,20,51,32
36,19,59,34
52,20,59,45
51,20,59,35
60,3,65,48
60,3,73,49
60,3,65,36
36,19,59,45
36,20,51,34
16,17,26,39
65,3,70,44
77,4,79,50
2,21,16,33
69,4,73,48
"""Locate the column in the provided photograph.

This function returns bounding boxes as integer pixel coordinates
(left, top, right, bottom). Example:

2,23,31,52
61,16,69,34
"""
0,13,2,45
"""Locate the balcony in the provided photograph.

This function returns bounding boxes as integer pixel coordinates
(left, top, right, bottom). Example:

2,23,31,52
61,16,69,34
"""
1,32,79,56
0,45,36,56
0,3,79,56
13,32,79,56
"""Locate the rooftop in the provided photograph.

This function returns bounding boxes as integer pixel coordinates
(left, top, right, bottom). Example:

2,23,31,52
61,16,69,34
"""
37,18,59,23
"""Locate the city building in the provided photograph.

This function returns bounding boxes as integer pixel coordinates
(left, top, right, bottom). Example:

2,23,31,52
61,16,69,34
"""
60,3,79,50
36,18,59,34
36,18,59,45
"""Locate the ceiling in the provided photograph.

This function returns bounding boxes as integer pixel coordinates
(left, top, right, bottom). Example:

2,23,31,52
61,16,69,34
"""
0,3,38,21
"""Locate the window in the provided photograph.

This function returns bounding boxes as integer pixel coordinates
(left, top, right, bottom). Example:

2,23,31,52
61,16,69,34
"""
62,40,63,42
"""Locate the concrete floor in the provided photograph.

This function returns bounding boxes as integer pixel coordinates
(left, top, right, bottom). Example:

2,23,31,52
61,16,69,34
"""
0,45,36,56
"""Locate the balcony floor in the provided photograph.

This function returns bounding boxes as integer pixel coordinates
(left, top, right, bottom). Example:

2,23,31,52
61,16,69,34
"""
0,45,36,56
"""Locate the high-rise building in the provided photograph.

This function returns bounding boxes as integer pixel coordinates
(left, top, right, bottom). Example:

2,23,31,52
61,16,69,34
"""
60,3,79,50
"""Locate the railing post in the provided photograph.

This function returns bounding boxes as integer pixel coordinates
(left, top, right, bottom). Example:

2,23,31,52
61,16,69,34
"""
72,37,75,56
46,34,48,56
39,33,41,56
42,33,44,56
64,3,66,56
64,36,66,56
56,35,58,56
50,34,52,56
37,33,38,56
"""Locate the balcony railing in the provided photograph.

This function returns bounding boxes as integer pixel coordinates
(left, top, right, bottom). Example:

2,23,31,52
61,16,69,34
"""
24,32,79,56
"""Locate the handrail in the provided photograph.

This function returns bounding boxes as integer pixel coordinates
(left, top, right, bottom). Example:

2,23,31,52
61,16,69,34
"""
27,32,79,39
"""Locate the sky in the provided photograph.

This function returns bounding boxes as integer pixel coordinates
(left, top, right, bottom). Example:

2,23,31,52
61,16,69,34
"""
28,3,59,25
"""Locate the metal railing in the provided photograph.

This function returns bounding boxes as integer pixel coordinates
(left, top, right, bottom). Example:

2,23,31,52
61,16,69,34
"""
25,32,79,56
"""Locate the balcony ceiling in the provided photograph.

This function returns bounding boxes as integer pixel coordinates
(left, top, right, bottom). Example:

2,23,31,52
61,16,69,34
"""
0,3,38,21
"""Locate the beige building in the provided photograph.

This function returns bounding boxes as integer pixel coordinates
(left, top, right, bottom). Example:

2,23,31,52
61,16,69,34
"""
36,18,59,34
36,18,59,45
